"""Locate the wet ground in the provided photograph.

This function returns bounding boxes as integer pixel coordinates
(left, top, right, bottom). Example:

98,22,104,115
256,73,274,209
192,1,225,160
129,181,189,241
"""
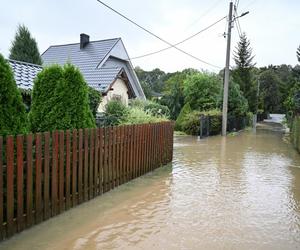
1,128,300,249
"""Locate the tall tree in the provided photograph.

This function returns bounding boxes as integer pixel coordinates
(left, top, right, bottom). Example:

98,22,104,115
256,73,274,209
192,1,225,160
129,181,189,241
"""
297,45,300,63
184,72,222,111
0,54,27,136
232,33,256,112
9,24,42,65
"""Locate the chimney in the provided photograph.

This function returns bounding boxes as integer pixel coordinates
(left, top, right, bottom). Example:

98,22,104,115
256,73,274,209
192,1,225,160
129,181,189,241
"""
80,33,89,49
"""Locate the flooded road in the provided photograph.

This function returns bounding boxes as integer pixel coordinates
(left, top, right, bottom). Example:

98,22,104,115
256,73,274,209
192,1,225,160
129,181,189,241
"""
1,129,300,249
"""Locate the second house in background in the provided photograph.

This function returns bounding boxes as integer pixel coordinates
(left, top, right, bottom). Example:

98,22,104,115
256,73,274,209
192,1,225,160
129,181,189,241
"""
42,33,145,112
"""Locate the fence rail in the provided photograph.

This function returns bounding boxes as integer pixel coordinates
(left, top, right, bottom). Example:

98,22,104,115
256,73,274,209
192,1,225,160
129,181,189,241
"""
0,121,174,240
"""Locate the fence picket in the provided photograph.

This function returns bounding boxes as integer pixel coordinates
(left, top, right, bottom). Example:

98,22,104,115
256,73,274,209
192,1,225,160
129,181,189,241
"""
35,133,43,223
78,129,83,204
51,131,58,216
72,130,78,207
16,135,24,232
58,131,65,213
6,136,15,237
43,132,50,219
89,129,94,199
26,134,33,226
84,129,89,201
66,131,71,210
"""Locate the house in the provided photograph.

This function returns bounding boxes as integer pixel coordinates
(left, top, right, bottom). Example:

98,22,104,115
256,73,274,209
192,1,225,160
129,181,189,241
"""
42,34,145,112
9,34,145,112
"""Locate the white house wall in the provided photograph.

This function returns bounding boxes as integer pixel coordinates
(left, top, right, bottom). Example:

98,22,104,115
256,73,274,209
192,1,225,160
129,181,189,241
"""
97,78,129,113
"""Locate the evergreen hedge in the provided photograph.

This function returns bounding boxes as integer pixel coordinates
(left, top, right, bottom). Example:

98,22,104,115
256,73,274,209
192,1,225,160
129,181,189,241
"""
0,54,27,136
29,64,95,132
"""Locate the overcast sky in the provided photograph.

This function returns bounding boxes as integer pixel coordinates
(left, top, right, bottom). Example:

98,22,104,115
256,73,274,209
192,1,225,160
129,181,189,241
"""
1,0,300,73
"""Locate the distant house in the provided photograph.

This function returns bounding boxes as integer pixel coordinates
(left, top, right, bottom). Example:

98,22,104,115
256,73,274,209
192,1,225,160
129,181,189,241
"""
42,34,145,112
9,34,145,112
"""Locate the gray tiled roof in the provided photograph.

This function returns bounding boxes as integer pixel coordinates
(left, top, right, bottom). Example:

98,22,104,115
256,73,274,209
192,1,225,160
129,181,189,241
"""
42,38,122,93
83,67,123,92
8,59,42,90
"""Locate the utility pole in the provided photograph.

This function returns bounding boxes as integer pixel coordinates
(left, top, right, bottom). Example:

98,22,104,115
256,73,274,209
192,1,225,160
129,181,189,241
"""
222,1,233,136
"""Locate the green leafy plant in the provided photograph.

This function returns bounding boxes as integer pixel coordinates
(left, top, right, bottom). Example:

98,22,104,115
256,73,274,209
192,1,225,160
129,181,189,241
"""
104,99,129,126
175,102,192,131
0,54,27,136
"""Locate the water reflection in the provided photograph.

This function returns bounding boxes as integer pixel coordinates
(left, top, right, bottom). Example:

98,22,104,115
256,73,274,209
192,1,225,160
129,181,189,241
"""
1,130,300,249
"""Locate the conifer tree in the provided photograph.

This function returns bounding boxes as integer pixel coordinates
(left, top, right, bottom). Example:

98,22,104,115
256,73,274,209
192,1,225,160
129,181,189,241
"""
232,33,256,112
0,54,27,136
297,45,300,63
9,24,42,65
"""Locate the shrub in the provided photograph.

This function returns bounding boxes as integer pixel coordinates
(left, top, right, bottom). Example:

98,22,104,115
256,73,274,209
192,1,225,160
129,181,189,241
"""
144,101,170,118
0,54,27,136
181,109,222,136
122,107,167,125
88,86,102,117
104,99,129,126
175,102,192,131
29,64,95,132
181,111,201,135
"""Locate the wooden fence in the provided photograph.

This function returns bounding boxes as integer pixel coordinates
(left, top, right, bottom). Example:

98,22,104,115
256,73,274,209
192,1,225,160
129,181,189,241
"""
0,121,174,240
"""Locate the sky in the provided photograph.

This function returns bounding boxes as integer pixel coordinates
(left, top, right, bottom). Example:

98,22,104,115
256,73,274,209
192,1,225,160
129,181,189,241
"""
1,0,300,73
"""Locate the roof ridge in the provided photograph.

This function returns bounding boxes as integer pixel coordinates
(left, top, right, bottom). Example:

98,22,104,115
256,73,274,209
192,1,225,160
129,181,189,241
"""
45,37,121,49
8,59,43,68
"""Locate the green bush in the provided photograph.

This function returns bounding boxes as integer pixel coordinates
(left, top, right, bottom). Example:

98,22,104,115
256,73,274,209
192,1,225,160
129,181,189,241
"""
88,87,102,117
104,99,129,126
29,64,95,132
0,54,27,136
144,101,170,118
122,107,167,125
181,111,201,135
184,72,222,110
181,109,222,136
175,102,192,131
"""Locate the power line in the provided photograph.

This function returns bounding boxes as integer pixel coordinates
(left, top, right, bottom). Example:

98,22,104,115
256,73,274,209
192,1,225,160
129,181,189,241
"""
130,16,226,60
95,0,222,69
185,0,223,31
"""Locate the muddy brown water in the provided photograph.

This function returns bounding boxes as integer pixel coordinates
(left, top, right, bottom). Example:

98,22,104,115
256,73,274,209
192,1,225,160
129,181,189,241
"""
1,129,300,249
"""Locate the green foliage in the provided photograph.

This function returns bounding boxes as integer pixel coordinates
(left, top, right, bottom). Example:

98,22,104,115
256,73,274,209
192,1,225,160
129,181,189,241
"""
184,72,222,110
181,111,201,135
144,101,170,118
9,24,42,65
134,66,167,93
0,54,27,136
88,87,102,116
259,69,283,113
297,45,300,63
181,109,222,135
219,80,249,116
140,81,152,99
160,71,188,120
29,64,95,132
291,116,300,151
232,33,256,112
175,102,192,131
122,107,168,125
104,99,129,126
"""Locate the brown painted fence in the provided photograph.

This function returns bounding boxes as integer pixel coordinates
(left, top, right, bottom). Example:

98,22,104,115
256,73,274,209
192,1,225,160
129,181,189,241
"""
0,121,174,240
